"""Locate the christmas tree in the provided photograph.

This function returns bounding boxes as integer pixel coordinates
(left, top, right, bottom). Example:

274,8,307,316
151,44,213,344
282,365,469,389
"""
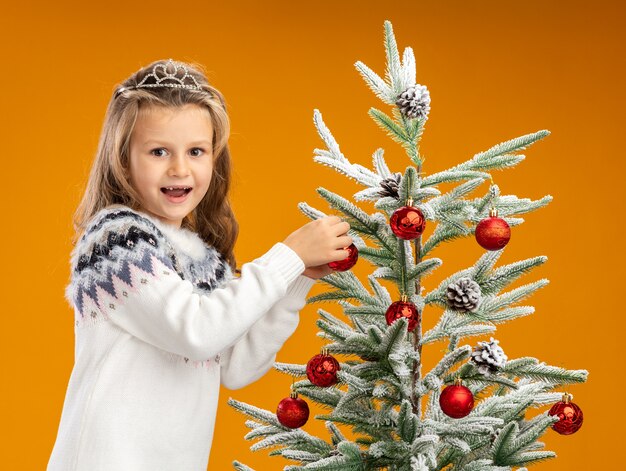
228,20,587,471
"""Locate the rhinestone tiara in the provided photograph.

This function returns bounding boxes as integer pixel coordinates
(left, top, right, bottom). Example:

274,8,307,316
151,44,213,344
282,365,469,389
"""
114,58,204,98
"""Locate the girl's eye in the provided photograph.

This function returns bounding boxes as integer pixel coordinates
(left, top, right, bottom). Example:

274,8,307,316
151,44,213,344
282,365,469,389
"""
150,148,167,157
190,148,205,157
150,148,206,157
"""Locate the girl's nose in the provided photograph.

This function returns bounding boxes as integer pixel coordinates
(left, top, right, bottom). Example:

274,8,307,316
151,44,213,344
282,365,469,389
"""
168,153,190,177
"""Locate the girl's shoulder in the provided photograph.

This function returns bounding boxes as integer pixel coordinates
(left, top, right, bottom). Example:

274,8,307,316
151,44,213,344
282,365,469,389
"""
82,204,163,242
66,205,177,315
71,205,170,273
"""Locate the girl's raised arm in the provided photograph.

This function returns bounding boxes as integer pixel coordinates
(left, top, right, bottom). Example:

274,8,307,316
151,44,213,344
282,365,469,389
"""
218,273,316,389
66,208,306,362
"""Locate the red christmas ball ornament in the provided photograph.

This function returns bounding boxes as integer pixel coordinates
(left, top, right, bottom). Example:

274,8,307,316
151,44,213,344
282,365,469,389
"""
475,208,511,251
549,393,583,435
440,379,474,418
328,243,359,271
385,295,419,332
306,350,341,387
390,198,426,240
276,391,309,429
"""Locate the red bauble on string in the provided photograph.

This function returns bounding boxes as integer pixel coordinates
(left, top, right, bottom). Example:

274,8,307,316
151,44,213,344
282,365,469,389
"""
328,243,359,271
385,296,419,332
549,393,583,435
440,380,474,418
390,198,426,240
276,391,309,429
306,351,341,387
475,208,511,251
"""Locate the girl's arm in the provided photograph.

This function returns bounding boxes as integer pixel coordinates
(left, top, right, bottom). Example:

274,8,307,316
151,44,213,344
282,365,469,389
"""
66,208,306,361
218,273,316,389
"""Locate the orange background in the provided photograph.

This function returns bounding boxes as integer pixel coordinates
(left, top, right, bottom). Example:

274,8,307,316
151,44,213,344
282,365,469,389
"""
1,0,623,469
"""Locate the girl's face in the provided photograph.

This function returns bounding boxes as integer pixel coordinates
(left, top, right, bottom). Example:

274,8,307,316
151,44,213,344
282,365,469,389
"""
128,104,215,228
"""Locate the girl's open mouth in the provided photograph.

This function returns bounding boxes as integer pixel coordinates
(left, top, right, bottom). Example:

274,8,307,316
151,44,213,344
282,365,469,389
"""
161,187,192,203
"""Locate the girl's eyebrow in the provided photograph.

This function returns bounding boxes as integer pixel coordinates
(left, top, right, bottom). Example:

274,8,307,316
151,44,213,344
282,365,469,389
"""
143,139,212,146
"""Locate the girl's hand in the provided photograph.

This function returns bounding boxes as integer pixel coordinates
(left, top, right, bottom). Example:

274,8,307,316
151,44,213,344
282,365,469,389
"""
302,264,334,280
283,216,353,268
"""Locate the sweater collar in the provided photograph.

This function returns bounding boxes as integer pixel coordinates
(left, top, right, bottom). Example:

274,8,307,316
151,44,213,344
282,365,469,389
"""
133,209,209,262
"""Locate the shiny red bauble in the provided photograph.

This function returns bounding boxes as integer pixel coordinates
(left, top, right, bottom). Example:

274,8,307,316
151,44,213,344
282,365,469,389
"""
385,299,419,332
390,205,426,240
306,353,341,387
328,243,359,271
548,395,583,435
439,383,474,418
475,209,511,251
276,393,309,429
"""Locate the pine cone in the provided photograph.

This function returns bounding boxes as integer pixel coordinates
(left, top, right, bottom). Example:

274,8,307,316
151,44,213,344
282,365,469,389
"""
396,84,431,120
471,337,508,375
377,172,402,198
446,277,481,312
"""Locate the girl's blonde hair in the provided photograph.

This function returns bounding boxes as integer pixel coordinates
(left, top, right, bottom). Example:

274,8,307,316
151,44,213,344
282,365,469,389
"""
70,59,239,273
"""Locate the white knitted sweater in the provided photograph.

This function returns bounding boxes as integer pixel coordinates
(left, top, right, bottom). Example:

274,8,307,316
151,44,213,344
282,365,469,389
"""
47,205,315,470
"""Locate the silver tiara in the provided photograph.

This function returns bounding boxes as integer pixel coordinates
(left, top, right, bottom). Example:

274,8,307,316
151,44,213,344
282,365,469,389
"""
114,58,204,98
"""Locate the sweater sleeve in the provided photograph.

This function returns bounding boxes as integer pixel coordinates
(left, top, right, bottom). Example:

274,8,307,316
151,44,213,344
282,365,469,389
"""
219,273,316,389
66,209,306,361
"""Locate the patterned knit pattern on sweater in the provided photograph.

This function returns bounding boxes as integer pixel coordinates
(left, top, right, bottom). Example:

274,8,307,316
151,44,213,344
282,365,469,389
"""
64,205,233,367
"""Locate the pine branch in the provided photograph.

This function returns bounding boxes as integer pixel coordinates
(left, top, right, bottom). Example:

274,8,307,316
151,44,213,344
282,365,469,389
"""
312,109,349,166
428,178,487,213
383,19,404,95
251,429,332,454
396,399,419,442
228,398,283,427
371,148,392,178
354,61,396,105
232,461,256,471
280,449,326,463
491,414,557,467
366,274,393,305
273,362,306,376
423,417,503,438
336,368,371,392
473,383,559,418
308,270,374,305
421,222,469,256
477,256,548,296
295,384,343,409
356,246,396,266
502,357,588,385
407,258,443,281
326,421,348,446
447,130,549,174
472,250,505,283
457,460,511,471
513,414,557,454
484,306,535,324
317,318,354,342
286,441,367,470
471,194,553,220
369,107,410,145
422,170,492,187
244,424,286,440
424,345,472,384
480,279,550,312
373,185,440,212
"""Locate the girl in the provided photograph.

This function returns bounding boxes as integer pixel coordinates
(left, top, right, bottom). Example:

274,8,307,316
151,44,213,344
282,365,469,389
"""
47,58,352,471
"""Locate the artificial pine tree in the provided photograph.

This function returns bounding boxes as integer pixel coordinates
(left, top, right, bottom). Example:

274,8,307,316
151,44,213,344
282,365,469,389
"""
228,20,588,471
